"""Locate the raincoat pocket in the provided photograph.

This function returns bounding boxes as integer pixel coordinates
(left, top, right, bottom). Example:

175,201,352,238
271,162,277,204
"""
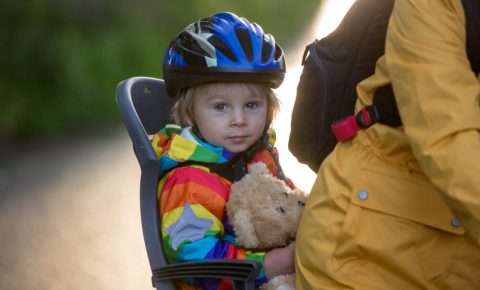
332,167,469,288
351,167,465,235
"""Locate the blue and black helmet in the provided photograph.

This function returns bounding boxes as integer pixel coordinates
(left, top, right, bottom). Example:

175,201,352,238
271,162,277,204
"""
163,12,286,96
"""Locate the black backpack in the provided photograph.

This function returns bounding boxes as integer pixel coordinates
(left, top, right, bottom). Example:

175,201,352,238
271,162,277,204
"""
288,0,480,172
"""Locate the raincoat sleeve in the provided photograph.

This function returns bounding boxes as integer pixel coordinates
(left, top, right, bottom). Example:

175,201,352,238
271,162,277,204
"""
385,0,480,243
157,166,268,289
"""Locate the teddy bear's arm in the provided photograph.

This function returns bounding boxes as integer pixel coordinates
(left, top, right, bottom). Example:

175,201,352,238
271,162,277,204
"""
230,208,260,249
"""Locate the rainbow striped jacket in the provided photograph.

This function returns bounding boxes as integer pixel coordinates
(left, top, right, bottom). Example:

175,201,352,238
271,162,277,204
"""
151,125,289,290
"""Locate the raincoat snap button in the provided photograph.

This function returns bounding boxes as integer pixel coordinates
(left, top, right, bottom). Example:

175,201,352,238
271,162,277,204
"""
357,190,368,200
451,217,461,228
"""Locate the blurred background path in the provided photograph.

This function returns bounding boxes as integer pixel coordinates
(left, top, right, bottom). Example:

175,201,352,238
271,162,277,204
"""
0,1,353,289
0,128,150,289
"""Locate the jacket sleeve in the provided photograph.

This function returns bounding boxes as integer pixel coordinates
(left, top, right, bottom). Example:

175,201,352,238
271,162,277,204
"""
158,166,268,289
385,0,480,243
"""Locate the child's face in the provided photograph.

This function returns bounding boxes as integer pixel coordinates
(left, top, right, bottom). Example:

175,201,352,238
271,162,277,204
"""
192,83,268,153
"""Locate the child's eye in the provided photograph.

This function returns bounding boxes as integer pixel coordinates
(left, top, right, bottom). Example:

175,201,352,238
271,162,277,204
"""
214,103,227,111
245,102,259,110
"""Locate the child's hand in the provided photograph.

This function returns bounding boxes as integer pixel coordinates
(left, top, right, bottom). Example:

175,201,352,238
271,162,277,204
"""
264,241,296,280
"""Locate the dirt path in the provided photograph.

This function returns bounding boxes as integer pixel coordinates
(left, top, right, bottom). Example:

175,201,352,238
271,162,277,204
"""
0,129,151,290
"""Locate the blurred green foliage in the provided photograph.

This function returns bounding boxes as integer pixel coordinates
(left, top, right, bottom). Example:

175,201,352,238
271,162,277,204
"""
0,0,320,142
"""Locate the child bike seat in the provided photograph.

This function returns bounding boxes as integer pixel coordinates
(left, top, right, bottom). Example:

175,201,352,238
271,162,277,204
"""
115,76,260,290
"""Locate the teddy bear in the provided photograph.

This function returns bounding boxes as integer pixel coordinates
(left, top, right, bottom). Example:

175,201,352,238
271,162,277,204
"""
226,162,307,290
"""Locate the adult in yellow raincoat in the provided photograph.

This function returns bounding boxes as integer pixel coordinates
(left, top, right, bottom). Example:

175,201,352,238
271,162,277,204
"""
295,0,480,289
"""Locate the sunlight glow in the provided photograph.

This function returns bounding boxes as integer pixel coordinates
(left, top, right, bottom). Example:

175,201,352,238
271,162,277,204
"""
273,0,355,192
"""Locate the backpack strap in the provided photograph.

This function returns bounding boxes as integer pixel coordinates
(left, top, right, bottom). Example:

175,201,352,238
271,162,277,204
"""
332,0,479,143
462,0,480,75
331,84,400,142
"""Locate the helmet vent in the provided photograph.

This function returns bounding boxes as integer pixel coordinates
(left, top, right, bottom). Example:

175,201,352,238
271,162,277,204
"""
261,40,272,64
235,28,253,62
274,43,282,61
208,35,237,62
198,18,214,33
178,32,211,64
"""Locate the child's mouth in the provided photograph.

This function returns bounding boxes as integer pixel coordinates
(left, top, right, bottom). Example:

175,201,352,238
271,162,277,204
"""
228,136,247,143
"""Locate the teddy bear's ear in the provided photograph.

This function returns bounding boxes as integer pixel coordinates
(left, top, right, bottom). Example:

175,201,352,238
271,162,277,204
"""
231,209,259,249
247,162,269,175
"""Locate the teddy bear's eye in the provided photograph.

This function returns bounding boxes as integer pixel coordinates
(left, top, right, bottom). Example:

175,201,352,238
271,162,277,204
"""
282,192,288,198
276,206,285,214
298,201,305,207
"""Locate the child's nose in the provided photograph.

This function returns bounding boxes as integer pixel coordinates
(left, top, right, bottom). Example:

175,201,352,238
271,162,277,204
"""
230,108,247,126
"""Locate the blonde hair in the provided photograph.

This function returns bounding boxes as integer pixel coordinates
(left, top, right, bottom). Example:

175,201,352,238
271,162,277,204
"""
171,82,280,128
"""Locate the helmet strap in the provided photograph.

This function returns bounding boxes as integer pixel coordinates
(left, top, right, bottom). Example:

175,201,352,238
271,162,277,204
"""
191,124,207,143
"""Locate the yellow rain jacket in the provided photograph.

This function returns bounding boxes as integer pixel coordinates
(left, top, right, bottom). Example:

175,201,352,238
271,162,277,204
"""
296,0,480,289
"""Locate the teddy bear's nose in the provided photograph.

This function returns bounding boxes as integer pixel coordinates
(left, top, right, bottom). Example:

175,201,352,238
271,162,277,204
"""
298,201,305,207
276,206,285,214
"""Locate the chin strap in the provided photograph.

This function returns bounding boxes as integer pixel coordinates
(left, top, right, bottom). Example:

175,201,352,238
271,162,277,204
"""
211,131,289,185
210,133,269,182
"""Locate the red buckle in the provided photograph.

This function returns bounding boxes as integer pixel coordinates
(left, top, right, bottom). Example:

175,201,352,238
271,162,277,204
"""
331,115,359,142
331,106,380,142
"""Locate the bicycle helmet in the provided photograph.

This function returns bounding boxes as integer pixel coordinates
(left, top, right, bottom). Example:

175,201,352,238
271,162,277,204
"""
163,12,286,96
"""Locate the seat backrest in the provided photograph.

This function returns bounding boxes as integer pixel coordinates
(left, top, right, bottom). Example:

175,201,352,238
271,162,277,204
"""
116,77,177,167
116,77,178,290
116,77,260,290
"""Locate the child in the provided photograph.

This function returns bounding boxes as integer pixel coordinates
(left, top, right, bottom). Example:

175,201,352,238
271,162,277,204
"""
151,12,295,290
